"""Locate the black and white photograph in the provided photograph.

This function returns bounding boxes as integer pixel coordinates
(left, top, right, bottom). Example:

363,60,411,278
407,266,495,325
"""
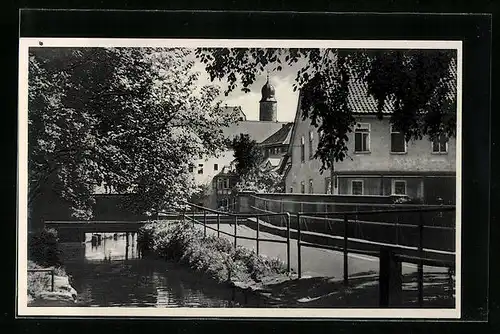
17,38,461,318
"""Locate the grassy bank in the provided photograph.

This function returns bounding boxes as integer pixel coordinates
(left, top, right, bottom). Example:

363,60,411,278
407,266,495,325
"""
27,228,77,305
27,260,66,298
137,221,292,286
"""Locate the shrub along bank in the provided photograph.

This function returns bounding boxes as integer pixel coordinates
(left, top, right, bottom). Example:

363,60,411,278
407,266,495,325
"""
27,228,77,305
137,221,292,287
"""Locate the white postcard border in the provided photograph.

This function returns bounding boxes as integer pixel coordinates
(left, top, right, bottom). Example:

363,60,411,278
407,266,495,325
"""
17,38,463,319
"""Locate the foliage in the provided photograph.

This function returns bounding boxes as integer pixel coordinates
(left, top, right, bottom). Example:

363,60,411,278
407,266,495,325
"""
29,47,235,219
233,166,285,193
28,228,63,267
137,221,289,284
230,133,284,192
230,133,263,177
189,182,212,205
27,260,67,298
196,48,457,172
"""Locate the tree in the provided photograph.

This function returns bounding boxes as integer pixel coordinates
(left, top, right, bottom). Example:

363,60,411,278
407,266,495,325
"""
230,133,263,177
195,48,457,172
230,134,284,193
29,47,235,219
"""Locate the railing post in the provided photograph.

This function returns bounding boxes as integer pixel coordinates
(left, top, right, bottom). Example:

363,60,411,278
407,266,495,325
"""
379,246,402,307
343,214,349,286
256,216,260,255
217,212,220,238
297,213,302,279
286,213,291,274
51,268,55,292
395,214,399,245
234,215,238,248
418,211,424,306
203,210,207,238
192,208,195,228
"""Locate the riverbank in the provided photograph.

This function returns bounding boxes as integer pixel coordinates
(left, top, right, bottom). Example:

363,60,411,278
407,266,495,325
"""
137,221,294,289
27,260,78,306
137,221,455,308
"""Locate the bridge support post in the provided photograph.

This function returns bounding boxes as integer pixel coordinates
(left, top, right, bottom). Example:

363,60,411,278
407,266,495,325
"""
234,216,237,248
418,212,425,306
379,246,402,307
217,213,220,238
203,210,207,238
286,213,291,274
297,213,302,279
256,216,259,256
343,214,349,286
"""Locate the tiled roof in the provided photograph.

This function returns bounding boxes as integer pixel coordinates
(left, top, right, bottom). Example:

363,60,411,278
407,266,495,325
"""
221,105,247,120
347,77,394,114
222,120,288,144
260,122,294,146
347,58,456,114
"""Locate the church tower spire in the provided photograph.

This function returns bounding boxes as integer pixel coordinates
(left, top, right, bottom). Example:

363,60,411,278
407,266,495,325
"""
259,73,277,121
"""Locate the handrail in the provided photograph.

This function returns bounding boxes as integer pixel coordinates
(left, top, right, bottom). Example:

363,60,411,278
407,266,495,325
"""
181,201,287,218
251,194,455,209
297,206,455,215
299,214,455,230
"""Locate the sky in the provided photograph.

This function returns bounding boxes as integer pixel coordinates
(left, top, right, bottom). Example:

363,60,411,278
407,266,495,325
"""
191,56,302,123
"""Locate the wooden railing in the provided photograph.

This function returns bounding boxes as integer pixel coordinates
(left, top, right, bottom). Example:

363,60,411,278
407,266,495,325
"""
27,268,55,292
294,206,456,307
173,202,455,307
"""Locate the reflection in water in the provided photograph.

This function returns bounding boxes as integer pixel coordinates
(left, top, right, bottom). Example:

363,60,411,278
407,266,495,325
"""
60,233,234,307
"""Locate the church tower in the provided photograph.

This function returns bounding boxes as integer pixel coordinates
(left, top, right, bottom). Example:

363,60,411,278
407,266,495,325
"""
259,74,277,121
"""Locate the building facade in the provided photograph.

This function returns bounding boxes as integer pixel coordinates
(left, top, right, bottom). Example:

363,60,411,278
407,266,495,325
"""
193,76,292,207
284,87,456,205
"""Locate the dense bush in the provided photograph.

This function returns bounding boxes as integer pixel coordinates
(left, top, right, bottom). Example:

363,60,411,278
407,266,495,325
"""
27,260,66,298
28,228,63,267
137,221,289,285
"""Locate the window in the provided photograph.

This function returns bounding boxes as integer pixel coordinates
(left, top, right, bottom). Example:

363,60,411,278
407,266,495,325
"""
392,180,407,195
300,136,305,162
390,125,406,153
197,164,204,174
300,181,305,194
354,123,370,153
214,163,219,171
308,131,314,159
432,134,448,154
223,178,230,189
351,180,364,195
188,164,194,173
309,179,314,194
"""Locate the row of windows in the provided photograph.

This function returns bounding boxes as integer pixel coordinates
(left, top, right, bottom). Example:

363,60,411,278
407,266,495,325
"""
263,146,287,157
299,124,449,162
189,163,219,174
350,179,407,196
215,178,230,189
290,178,407,196
354,123,449,154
